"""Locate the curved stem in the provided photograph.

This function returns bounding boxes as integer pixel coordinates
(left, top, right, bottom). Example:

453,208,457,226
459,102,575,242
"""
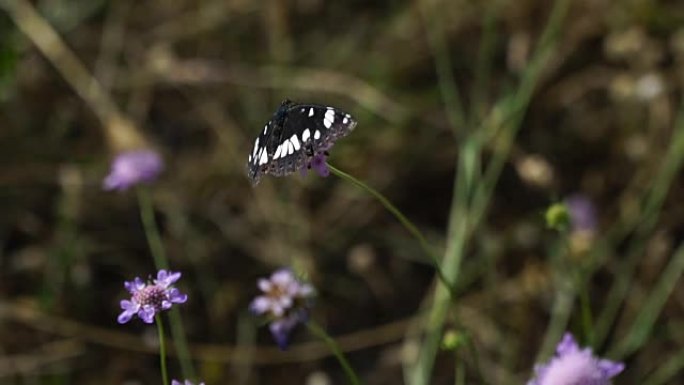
156,315,169,385
327,164,455,292
137,187,196,379
307,321,361,385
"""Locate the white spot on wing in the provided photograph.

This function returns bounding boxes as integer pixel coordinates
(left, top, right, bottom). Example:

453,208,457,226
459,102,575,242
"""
302,128,310,142
274,144,282,159
308,108,314,117
324,109,335,128
343,117,348,124
291,134,301,150
253,138,259,157
263,125,268,135
282,141,290,157
314,130,321,140
288,141,294,155
259,148,268,165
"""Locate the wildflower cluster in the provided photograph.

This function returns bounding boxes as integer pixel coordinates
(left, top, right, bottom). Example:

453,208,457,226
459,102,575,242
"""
118,270,187,324
527,333,624,385
250,269,315,349
103,149,164,191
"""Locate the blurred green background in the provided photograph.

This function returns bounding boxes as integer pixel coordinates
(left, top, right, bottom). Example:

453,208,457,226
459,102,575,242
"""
1,0,684,384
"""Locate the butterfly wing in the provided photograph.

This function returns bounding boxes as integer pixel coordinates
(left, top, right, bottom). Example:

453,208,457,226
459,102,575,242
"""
247,118,277,185
247,102,357,184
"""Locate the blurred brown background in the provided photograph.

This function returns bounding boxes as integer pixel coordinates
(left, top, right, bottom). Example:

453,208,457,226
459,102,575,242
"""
1,0,684,384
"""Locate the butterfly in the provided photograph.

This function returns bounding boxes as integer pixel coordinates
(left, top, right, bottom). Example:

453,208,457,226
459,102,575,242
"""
247,100,357,185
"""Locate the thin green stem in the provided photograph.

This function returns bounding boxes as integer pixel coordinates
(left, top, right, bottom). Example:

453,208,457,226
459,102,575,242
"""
156,315,169,385
327,163,454,293
535,279,574,361
137,187,196,380
409,169,468,385
610,242,684,358
537,236,581,361
454,353,465,385
138,187,169,270
419,0,466,134
578,273,594,346
471,1,501,123
307,321,361,385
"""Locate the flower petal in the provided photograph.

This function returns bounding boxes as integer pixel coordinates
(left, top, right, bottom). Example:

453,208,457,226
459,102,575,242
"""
120,299,140,312
257,278,272,292
156,269,168,282
139,305,156,323
271,269,295,286
125,277,145,293
598,359,625,377
556,333,579,355
117,310,135,324
250,296,272,314
298,283,315,297
161,300,172,310
269,318,296,350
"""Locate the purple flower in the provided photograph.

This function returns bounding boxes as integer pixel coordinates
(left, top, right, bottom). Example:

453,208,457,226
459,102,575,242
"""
171,380,204,385
103,149,164,191
309,152,330,177
527,333,625,385
250,269,315,349
565,195,597,234
300,152,330,178
118,270,187,324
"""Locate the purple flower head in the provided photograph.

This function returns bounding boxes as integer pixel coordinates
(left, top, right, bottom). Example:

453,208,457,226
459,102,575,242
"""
118,270,187,324
103,149,164,191
171,380,205,385
300,151,330,178
527,333,625,385
250,268,315,349
565,194,597,234
310,152,330,177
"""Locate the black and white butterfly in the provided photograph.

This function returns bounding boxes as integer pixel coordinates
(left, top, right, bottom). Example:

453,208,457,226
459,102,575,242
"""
247,100,357,185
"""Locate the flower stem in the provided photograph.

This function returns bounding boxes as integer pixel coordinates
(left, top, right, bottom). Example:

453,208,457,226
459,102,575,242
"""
327,163,455,292
454,353,465,385
307,321,361,385
156,315,169,385
138,187,168,270
137,187,196,379
578,273,594,346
